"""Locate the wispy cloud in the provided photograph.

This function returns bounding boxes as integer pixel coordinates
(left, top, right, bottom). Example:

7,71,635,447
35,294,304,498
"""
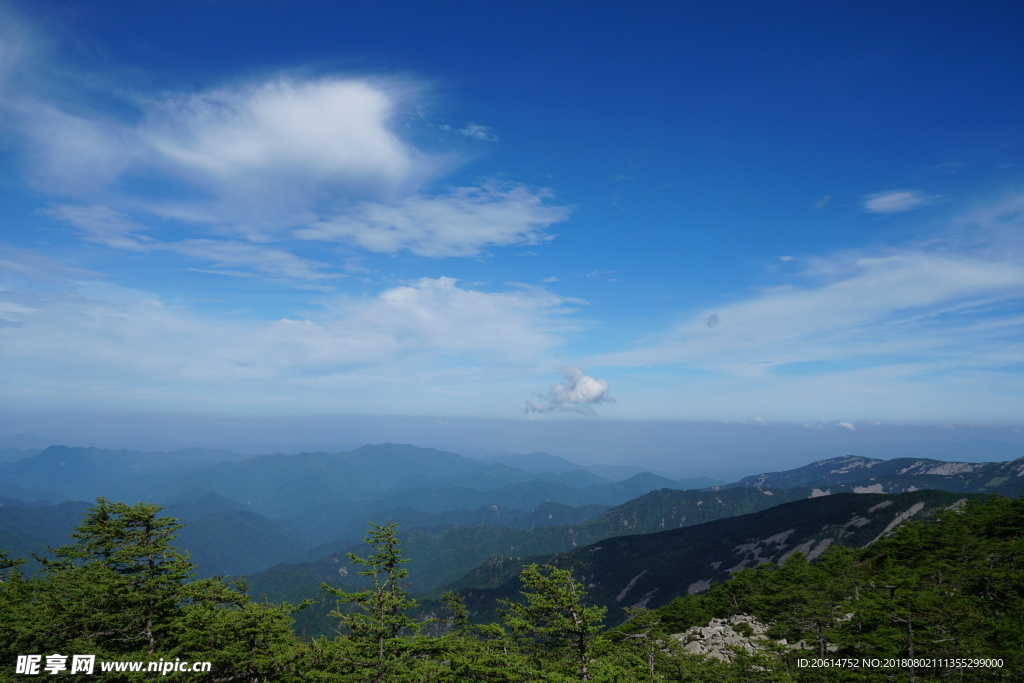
460,123,498,141
165,239,340,282
863,189,938,214
525,366,614,415
45,204,154,251
46,204,339,282
0,261,580,409
295,182,570,257
5,54,570,267
587,197,1024,421
595,249,1024,370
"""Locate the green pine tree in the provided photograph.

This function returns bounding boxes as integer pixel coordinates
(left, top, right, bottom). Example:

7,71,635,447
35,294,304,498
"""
501,563,607,682
171,577,307,682
321,521,420,683
33,498,195,657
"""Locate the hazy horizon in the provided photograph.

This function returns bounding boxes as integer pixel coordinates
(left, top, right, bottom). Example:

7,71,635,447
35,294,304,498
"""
3,413,1023,481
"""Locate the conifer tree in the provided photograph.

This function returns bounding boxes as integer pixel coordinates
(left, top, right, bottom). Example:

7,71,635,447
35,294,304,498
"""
321,521,420,683
34,498,195,656
501,563,606,682
167,577,309,682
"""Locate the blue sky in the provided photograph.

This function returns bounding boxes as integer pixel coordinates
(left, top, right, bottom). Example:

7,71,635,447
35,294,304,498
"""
2,1,1024,462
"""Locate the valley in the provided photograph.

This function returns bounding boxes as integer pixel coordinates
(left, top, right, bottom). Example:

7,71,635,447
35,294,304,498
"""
2,442,1019,636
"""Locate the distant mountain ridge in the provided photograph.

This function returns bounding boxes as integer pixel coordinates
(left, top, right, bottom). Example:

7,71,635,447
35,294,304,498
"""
0,443,710,579
475,450,724,487
726,453,1024,495
0,445,244,501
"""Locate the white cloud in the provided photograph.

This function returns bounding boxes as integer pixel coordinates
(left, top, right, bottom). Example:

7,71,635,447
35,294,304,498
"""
338,277,581,360
296,183,570,257
863,189,937,214
17,77,428,218
7,62,572,261
525,366,614,415
144,78,423,199
837,422,856,431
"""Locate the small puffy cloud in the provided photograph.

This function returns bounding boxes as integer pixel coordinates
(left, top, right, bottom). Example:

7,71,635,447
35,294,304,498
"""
778,256,795,263
837,422,856,431
752,417,769,426
814,195,832,209
525,366,614,416
863,189,936,214
296,183,570,257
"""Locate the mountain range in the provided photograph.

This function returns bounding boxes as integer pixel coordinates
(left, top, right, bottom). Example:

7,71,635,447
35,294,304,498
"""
2,442,1022,635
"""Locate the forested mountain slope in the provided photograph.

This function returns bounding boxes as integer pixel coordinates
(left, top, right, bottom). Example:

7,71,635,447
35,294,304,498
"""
246,486,814,607
444,489,973,624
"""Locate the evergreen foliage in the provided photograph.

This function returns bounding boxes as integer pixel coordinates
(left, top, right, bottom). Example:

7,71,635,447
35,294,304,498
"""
500,563,606,681
0,492,1021,681
320,522,421,682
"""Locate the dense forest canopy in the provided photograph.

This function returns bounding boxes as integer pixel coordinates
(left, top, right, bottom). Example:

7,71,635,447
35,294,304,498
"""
1,493,1021,681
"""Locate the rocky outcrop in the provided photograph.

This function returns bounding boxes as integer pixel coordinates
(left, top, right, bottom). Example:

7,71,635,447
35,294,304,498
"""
671,614,837,662
670,615,783,662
